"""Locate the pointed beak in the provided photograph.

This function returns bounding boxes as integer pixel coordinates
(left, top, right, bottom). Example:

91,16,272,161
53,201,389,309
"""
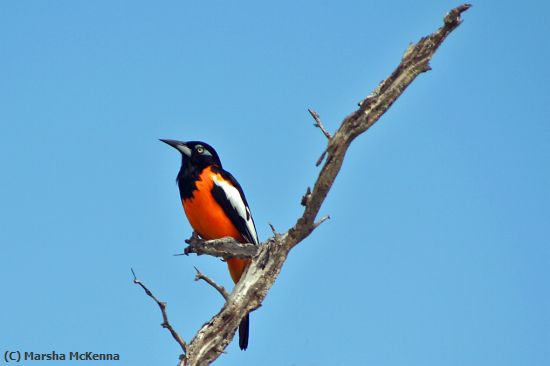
160,139,192,157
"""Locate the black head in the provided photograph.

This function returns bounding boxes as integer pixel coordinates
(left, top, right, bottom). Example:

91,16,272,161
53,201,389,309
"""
160,139,222,169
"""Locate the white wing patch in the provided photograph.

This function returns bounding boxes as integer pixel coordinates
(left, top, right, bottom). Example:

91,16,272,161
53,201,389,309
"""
212,175,259,244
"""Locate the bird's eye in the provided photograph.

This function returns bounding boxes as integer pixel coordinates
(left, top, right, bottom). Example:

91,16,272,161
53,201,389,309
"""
196,146,204,154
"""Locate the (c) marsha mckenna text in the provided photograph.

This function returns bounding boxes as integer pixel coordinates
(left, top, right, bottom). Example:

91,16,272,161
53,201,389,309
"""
24,351,120,361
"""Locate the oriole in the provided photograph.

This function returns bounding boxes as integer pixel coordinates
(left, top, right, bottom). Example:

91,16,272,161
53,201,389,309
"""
161,139,259,350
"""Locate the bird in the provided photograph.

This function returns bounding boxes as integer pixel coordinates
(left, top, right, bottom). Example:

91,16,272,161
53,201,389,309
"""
161,139,258,350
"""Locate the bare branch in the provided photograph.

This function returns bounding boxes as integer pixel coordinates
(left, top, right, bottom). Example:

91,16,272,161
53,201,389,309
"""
194,267,230,301
131,269,187,355
315,150,328,167
288,3,472,252
149,5,471,365
268,223,276,235
308,108,332,140
184,235,258,259
313,215,330,229
307,109,332,166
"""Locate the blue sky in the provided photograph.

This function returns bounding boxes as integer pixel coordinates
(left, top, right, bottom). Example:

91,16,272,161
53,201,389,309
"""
1,1,549,365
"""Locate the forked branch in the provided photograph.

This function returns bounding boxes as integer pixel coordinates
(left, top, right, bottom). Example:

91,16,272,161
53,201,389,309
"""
131,269,187,355
136,4,471,366
194,267,230,301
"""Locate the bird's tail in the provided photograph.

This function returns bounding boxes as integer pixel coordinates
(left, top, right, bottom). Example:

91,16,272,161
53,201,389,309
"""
238,313,250,350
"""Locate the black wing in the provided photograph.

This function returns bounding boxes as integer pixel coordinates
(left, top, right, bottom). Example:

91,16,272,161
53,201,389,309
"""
210,166,259,245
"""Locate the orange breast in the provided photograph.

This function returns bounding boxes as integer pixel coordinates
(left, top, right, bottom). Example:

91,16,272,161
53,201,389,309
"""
182,166,249,283
182,166,243,241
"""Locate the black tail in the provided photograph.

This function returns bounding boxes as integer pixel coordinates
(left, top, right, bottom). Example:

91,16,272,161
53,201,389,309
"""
238,313,250,350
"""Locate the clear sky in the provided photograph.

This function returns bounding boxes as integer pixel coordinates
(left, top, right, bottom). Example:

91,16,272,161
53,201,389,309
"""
1,1,548,365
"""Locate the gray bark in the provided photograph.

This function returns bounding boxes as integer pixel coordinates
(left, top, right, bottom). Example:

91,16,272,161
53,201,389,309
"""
135,4,472,366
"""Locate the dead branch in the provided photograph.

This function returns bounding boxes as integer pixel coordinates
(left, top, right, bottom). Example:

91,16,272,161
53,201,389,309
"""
138,4,471,366
308,109,332,140
184,6,470,365
183,235,258,259
131,269,187,355
313,215,330,229
194,267,230,301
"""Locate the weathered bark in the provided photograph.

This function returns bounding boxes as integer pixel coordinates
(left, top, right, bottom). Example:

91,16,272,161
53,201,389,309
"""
135,4,471,366
184,235,258,259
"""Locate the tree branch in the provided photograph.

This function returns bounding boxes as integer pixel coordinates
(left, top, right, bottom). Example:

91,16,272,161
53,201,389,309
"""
131,269,187,355
308,108,332,140
148,4,470,365
313,214,330,229
290,3,472,251
184,235,258,259
194,267,230,301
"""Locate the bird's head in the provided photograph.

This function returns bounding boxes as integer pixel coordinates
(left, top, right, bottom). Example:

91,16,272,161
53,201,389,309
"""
160,139,222,169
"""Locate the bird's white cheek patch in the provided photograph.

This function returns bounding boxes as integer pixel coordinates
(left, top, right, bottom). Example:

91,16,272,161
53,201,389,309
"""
177,145,192,157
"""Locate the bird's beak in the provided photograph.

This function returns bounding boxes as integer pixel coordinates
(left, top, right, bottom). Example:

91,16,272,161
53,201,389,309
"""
160,139,192,157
